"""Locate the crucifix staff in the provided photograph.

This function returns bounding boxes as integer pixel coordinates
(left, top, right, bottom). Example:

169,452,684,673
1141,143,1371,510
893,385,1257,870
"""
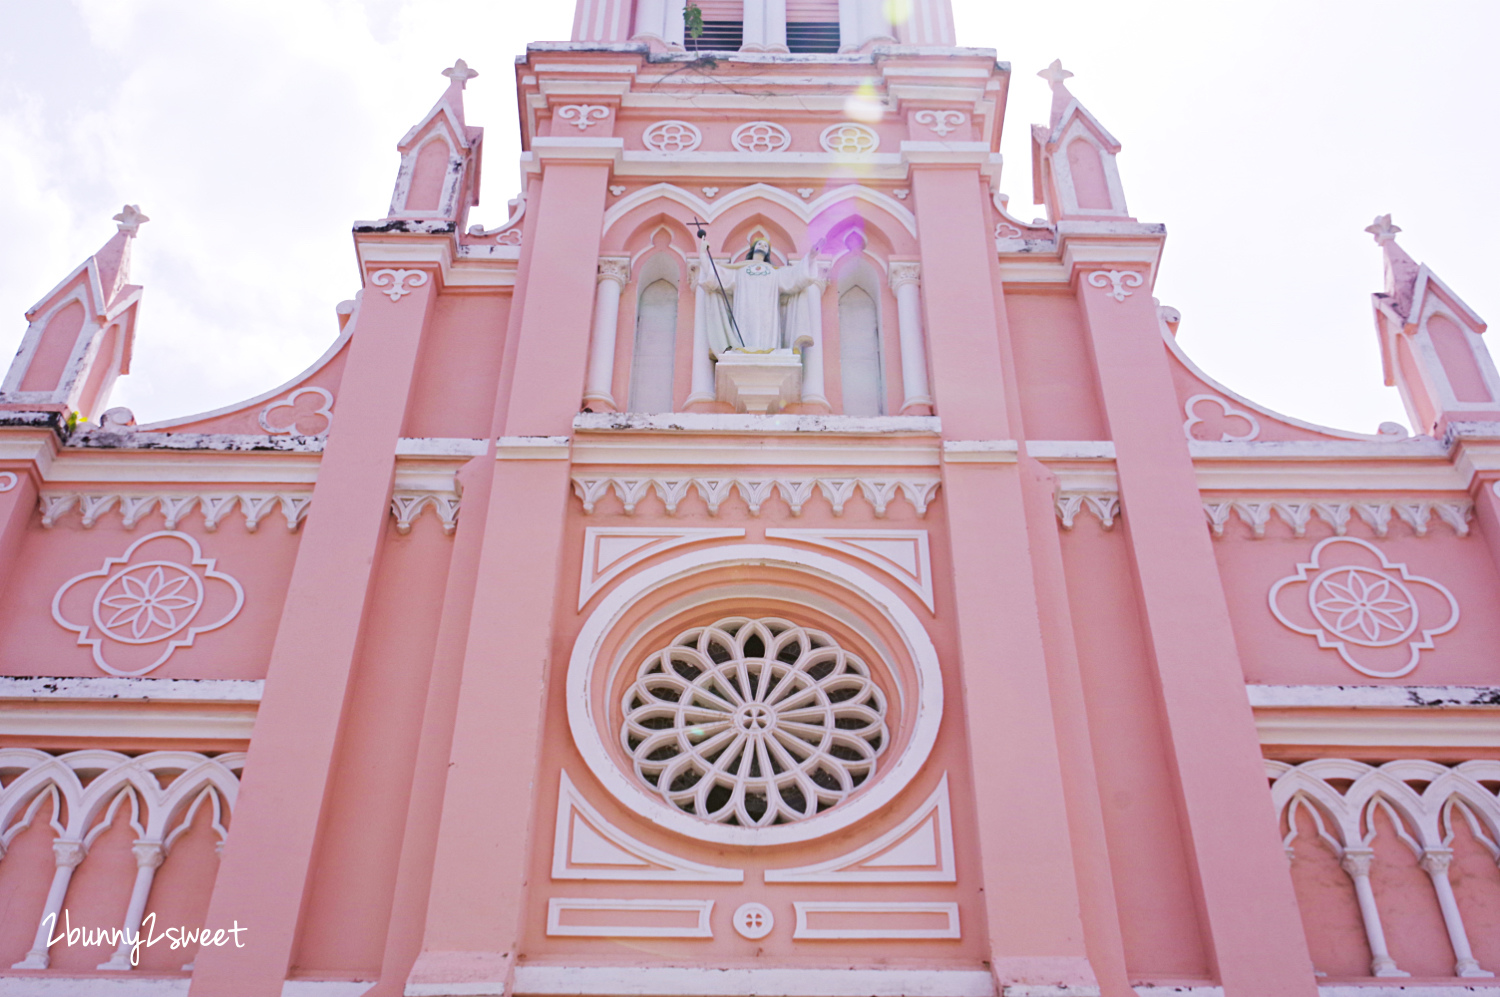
691,217,746,350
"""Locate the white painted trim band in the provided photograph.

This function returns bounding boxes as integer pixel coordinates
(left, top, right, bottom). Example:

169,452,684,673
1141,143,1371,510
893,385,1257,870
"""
1246,684,1500,709
508,966,997,997
942,440,1019,463
496,436,571,460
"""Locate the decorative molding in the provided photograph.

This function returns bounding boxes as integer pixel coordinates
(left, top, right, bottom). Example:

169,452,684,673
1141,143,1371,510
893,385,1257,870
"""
52,532,245,677
1268,758,1500,979
0,471,17,492
1247,683,1500,709
608,184,625,196
369,268,429,302
1085,269,1143,302
390,491,460,536
570,475,941,518
551,771,743,882
912,110,966,137
1055,491,1119,530
766,775,956,882
820,123,880,154
504,966,997,997
764,528,934,612
497,435,571,460
942,440,1018,464
39,492,312,533
1183,394,1260,443
578,526,744,609
1204,499,1472,539
0,675,264,702
545,898,714,938
732,121,792,153
556,104,610,130
258,387,334,436
596,258,630,286
642,120,702,152
1,748,243,971
797,188,815,199
790,901,960,940
701,186,719,198
732,903,775,940
894,189,910,199
1268,537,1460,679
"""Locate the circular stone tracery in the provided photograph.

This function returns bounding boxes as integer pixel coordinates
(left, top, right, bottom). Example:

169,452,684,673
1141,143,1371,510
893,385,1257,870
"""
621,616,888,828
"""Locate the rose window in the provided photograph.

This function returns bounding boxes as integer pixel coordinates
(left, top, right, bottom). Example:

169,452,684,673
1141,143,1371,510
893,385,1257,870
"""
642,120,703,153
621,617,888,828
732,121,792,153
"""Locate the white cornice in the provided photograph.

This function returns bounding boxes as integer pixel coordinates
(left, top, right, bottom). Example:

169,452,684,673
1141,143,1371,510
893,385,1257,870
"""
1255,709,1500,750
42,451,321,485
1247,684,1500,709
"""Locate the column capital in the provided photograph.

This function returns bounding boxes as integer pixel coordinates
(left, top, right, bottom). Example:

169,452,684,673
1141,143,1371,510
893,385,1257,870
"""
1340,848,1375,877
1419,848,1455,875
597,258,631,286
52,840,86,868
888,261,921,291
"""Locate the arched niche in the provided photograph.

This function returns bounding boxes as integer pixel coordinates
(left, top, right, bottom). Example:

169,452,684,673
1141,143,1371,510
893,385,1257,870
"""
628,251,682,414
831,248,886,417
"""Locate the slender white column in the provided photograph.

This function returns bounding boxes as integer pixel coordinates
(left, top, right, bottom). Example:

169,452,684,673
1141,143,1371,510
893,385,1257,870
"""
1420,849,1494,978
635,0,686,47
583,259,630,411
837,0,894,52
12,839,86,969
888,263,933,412
799,280,829,409
99,840,166,970
742,0,788,52
687,260,715,405
1339,849,1409,978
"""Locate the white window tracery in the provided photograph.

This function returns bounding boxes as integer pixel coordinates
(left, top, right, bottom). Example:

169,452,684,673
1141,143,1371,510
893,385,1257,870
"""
642,120,703,153
819,122,879,154
621,617,888,828
732,121,792,153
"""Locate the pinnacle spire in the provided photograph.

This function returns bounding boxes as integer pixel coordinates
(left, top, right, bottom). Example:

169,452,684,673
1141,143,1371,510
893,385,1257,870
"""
98,204,148,303
1038,59,1076,128
1366,214,1419,319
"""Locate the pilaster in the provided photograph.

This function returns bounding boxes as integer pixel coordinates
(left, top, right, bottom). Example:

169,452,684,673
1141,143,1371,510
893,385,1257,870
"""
912,163,1099,994
188,263,441,997
406,155,611,996
1070,247,1318,996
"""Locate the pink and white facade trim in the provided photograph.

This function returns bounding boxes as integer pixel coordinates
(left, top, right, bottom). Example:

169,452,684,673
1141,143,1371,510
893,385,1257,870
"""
1,3,1499,996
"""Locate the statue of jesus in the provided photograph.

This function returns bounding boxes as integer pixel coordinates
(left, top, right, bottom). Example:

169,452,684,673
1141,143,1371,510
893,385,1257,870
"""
697,232,821,356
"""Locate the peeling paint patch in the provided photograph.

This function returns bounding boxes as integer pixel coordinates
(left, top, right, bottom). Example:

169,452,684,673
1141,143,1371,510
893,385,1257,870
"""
67,431,326,453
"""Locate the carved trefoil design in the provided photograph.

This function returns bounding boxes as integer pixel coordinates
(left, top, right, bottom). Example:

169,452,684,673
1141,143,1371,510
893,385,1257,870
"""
1183,393,1260,442
1268,537,1459,679
52,532,245,677
258,386,334,436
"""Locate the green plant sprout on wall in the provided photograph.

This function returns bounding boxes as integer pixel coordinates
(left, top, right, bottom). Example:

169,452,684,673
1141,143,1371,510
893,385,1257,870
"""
684,2,704,49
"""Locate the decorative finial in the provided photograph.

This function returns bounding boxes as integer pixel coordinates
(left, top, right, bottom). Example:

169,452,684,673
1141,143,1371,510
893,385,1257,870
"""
1037,59,1074,88
113,204,149,236
1365,213,1402,246
442,59,478,88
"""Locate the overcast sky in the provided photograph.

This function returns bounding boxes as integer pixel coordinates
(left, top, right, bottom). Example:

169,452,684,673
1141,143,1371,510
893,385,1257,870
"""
2,0,1496,434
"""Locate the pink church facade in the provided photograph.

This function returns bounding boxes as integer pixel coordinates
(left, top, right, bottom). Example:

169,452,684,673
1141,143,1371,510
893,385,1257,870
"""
2,2,1499,996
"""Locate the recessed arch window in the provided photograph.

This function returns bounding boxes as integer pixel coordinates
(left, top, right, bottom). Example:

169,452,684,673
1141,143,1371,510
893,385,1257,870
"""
836,258,885,417
628,254,680,414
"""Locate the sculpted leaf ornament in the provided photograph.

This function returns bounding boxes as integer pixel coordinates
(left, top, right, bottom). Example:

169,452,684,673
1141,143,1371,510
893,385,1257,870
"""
1087,270,1144,302
370,269,429,302
1268,537,1459,679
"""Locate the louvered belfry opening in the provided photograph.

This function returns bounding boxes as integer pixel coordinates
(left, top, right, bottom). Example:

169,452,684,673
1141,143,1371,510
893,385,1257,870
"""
787,0,840,52
692,0,743,51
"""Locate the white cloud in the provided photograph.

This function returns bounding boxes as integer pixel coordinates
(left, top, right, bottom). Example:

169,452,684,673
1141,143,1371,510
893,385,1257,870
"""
2,0,1495,434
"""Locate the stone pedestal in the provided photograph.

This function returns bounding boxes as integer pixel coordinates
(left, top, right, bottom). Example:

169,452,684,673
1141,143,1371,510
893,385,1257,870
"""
714,349,803,414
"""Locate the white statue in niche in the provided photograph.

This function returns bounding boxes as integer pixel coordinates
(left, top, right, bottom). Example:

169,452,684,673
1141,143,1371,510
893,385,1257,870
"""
696,232,822,356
